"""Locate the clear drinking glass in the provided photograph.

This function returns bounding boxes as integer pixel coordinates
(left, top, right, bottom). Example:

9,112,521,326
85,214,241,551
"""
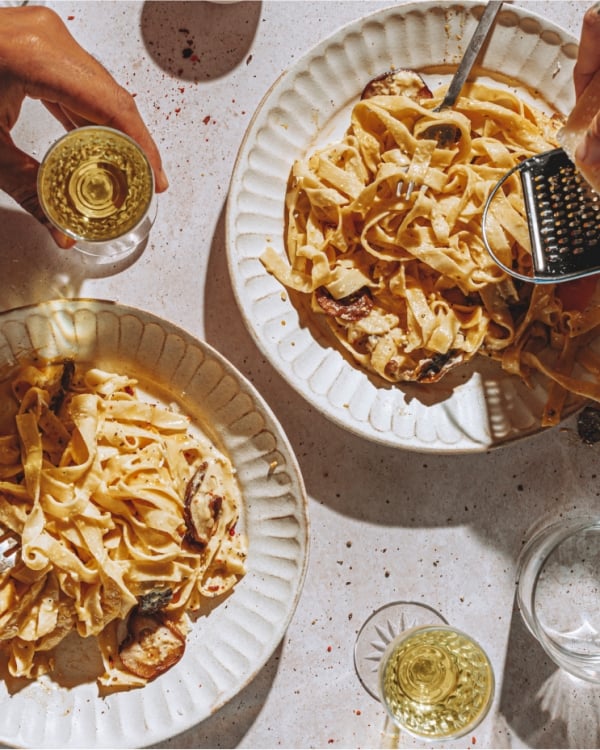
37,125,155,263
354,601,495,744
516,515,600,683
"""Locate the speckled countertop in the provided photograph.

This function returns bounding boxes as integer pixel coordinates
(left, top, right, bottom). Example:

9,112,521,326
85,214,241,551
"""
1,1,599,748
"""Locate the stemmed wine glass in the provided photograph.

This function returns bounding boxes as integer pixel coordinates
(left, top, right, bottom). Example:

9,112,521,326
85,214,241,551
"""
354,601,495,744
37,125,156,264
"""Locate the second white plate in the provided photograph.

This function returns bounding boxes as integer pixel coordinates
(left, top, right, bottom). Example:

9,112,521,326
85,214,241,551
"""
226,1,580,452
0,299,309,748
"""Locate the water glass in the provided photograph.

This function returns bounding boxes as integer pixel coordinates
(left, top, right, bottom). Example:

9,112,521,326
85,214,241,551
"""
517,515,600,682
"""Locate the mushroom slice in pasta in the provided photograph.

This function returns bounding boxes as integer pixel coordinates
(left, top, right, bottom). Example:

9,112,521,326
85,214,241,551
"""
315,286,373,322
413,350,466,383
361,68,433,101
184,463,223,548
119,610,186,681
49,359,75,414
380,347,468,384
137,587,173,614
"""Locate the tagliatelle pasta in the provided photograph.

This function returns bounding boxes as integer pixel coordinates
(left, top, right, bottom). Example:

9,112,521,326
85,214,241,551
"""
0,361,246,689
261,79,600,425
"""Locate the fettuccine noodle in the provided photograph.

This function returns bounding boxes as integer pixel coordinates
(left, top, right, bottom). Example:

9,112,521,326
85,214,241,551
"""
261,80,600,425
0,361,246,688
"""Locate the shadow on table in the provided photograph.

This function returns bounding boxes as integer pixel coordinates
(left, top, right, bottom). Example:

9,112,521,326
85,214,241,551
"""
204,178,600,750
140,0,261,81
0,206,152,311
0,207,78,310
500,598,600,748
153,641,283,749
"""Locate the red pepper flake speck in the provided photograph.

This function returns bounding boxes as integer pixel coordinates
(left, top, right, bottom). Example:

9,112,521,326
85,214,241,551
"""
203,115,211,125
472,738,477,745
327,645,332,652
67,15,75,20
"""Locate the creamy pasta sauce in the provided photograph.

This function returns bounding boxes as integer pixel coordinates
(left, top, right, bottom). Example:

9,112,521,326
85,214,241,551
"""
0,361,246,688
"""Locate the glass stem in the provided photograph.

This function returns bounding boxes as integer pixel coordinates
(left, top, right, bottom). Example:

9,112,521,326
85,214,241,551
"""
381,714,400,749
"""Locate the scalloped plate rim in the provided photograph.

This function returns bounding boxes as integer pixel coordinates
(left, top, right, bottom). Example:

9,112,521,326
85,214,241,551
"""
225,0,581,453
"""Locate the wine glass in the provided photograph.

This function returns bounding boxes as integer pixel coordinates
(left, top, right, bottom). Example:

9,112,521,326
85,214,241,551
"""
354,601,495,744
37,125,156,264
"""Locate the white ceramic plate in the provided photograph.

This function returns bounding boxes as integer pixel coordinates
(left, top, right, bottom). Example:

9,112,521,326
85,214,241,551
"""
226,1,580,452
0,299,309,748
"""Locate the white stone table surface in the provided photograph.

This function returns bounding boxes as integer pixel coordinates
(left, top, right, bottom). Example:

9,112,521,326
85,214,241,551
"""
1,1,598,748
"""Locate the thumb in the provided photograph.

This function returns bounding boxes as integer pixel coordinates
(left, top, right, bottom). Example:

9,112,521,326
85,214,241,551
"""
0,134,74,248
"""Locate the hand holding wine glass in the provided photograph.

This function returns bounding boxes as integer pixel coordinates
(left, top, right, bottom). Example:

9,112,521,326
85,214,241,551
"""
37,125,156,262
0,5,168,249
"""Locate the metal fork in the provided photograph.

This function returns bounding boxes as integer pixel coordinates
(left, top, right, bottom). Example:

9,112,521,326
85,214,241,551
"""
397,1,503,199
397,147,434,200
397,179,425,200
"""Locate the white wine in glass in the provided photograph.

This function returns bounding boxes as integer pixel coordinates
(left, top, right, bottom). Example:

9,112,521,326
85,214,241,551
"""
37,126,154,261
354,602,494,743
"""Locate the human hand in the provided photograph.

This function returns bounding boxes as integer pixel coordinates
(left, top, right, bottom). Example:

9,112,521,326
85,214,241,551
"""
570,4,600,178
0,5,168,248
574,4,600,98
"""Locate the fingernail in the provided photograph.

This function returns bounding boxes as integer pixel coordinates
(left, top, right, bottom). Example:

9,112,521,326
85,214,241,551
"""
51,228,76,249
575,129,600,166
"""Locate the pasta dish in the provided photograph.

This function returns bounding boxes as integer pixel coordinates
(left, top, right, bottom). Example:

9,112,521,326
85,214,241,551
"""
0,360,247,689
261,74,600,426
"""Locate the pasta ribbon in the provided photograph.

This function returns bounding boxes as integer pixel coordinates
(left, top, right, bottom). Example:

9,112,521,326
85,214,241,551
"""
0,362,247,687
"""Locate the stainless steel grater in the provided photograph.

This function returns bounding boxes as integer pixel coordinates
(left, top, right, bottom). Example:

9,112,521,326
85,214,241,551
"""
482,148,600,283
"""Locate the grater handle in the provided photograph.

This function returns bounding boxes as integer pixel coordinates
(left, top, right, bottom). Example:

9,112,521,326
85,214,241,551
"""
521,169,549,274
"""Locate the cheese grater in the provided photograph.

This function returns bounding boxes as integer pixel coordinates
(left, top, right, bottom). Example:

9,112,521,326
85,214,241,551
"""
482,148,600,284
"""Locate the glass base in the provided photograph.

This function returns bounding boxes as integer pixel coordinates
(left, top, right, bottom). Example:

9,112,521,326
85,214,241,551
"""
354,601,447,699
72,200,156,264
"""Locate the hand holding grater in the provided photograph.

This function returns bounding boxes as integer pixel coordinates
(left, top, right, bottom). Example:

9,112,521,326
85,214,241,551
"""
482,147,600,284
